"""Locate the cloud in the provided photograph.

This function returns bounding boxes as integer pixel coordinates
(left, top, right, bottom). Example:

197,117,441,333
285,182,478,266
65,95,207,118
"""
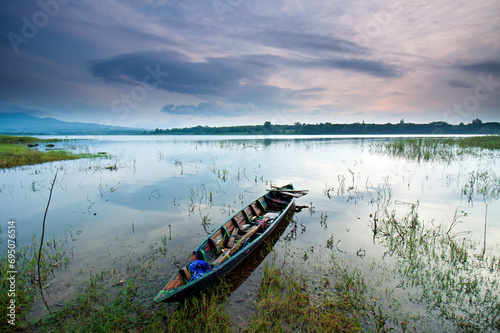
88,51,277,99
3,0,495,126
0,102,47,117
304,58,401,78
258,30,366,55
162,102,220,115
456,61,500,74
447,79,473,89
86,46,403,121
161,101,263,118
89,50,400,107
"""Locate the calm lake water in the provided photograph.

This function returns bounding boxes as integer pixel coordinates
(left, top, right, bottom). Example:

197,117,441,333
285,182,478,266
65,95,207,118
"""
1,135,499,330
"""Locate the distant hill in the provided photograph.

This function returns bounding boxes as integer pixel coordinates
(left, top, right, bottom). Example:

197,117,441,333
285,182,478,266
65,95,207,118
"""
0,113,143,135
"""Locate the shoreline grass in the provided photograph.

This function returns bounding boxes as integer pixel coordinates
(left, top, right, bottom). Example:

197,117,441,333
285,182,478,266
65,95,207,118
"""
0,135,63,145
3,261,365,332
371,135,500,162
454,135,500,150
248,265,362,332
0,135,104,168
0,234,72,332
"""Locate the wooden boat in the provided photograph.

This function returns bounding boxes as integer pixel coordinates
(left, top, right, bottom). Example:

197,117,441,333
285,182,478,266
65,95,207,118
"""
154,184,307,303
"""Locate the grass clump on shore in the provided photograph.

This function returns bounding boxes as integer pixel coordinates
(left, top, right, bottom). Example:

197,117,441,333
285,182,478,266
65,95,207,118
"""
0,135,103,168
38,271,158,332
33,270,232,333
248,265,362,332
0,135,62,145
29,265,363,332
166,283,232,333
0,235,72,332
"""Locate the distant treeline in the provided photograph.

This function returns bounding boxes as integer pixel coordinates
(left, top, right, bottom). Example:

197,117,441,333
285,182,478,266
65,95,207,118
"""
147,119,500,135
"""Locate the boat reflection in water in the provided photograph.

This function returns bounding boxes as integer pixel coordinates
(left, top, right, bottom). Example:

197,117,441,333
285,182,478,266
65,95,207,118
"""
224,202,299,295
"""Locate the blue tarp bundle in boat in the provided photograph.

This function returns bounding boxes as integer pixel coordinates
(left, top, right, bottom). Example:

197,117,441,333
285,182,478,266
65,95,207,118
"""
189,260,211,282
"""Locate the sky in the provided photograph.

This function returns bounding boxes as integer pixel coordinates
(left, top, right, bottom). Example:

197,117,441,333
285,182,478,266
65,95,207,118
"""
1,0,499,129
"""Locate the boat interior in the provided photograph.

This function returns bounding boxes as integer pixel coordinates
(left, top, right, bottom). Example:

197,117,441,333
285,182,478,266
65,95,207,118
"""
171,192,291,287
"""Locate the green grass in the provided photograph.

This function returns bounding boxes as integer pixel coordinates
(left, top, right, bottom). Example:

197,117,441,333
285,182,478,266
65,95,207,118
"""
1,226,231,332
0,234,72,332
32,270,232,333
247,265,362,332
3,160,498,331
455,135,500,150
371,136,500,162
20,264,364,333
37,271,154,332
0,135,62,145
166,284,232,333
0,135,103,168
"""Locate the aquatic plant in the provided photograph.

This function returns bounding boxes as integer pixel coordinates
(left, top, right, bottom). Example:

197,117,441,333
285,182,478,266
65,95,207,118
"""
370,136,500,163
462,169,500,256
173,159,183,175
320,213,328,230
374,203,500,331
324,183,335,199
37,170,58,313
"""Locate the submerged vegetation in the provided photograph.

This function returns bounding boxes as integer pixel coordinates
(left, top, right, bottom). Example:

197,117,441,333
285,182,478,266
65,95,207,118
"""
374,204,500,331
0,135,105,168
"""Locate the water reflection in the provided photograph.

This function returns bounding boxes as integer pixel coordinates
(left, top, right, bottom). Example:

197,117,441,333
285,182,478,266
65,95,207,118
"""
223,207,296,294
